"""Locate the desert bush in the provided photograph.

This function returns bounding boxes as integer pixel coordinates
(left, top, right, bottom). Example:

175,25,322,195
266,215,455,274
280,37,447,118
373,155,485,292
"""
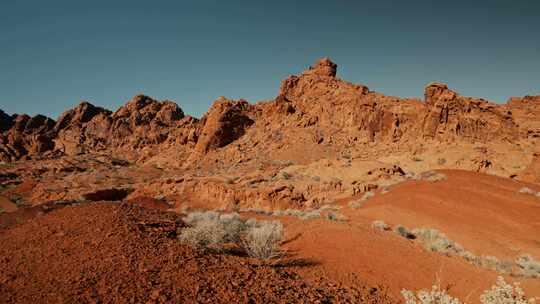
395,225,416,239
516,254,540,278
401,284,461,304
416,171,447,182
348,200,363,209
300,209,322,220
320,204,342,211
179,211,286,260
518,187,535,195
178,219,229,251
179,211,247,251
412,228,456,254
327,211,348,222
242,221,284,259
480,255,513,274
362,191,375,200
480,276,537,304
403,276,537,304
371,220,390,231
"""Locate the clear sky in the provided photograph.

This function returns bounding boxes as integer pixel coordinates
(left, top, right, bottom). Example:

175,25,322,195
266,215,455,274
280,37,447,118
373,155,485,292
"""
1,0,539,119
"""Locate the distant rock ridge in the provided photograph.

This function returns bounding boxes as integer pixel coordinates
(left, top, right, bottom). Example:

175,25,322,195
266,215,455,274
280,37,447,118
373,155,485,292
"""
1,58,539,164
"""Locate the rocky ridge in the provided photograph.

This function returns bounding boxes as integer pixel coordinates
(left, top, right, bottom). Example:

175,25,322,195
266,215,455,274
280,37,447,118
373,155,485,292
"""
1,58,538,178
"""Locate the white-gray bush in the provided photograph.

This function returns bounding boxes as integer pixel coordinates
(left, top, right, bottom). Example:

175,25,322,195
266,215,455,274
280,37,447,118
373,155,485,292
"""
516,254,540,278
416,171,447,182
371,220,390,231
401,284,461,304
242,220,284,259
518,187,536,195
403,276,537,304
480,276,537,304
178,211,284,259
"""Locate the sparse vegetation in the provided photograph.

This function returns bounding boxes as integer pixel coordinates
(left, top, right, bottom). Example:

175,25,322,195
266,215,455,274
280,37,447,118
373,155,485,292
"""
386,224,535,276
349,191,375,209
480,276,537,304
371,220,390,231
402,276,537,304
516,254,540,278
242,220,284,259
178,211,284,259
326,211,348,222
416,171,447,182
518,186,540,197
299,209,322,220
518,187,535,195
395,225,416,239
402,283,461,304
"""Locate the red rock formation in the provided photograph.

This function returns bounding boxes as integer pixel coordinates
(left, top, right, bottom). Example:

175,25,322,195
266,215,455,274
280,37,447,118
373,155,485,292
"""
0,58,538,165
195,97,254,154
422,82,518,141
506,95,540,139
0,114,56,162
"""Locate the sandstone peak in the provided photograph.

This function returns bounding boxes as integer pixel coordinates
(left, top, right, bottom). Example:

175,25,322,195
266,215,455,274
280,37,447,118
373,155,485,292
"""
303,57,337,77
424,82,451,104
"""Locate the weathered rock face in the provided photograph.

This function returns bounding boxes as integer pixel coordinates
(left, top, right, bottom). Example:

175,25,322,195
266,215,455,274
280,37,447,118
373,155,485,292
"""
422,83,518,141
54,102,112,154
195,97,254,154
506,95,540,139
0,114,56,162
108,95,185,148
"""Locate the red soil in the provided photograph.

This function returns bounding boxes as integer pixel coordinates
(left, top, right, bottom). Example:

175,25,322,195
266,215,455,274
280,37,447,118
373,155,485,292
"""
282,170,540,301
0,203,391,304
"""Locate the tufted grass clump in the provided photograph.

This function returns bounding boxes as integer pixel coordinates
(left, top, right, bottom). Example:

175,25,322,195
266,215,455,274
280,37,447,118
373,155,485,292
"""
179,210,284,259
242,220,284,260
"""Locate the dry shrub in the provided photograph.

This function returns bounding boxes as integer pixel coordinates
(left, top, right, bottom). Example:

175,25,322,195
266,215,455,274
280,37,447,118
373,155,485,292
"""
327,211,348,222
416,171,447,182
403,276,537,304
516,254,540,278
179,211,285,260
518,187,535,195
480,276,537,304
371,220,390,231
242,221,284,260
402,284,461,304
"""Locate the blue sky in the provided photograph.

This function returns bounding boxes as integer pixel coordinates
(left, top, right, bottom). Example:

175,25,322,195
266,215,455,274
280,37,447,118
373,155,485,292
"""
1,0,539,119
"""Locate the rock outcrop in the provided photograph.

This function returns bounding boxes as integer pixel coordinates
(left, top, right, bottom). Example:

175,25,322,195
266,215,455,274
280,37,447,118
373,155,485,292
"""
422,82,518,141
1,58,538,167
195,97,254,154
